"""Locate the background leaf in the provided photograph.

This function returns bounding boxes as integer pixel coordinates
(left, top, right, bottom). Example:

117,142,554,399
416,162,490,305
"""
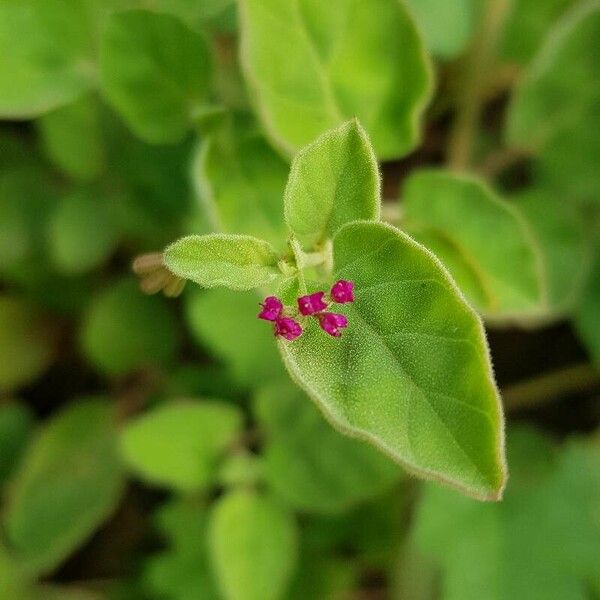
0,403,33,486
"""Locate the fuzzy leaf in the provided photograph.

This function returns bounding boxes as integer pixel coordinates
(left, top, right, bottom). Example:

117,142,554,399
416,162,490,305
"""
208,489,298,600
164,234,280,290
284,120,380,249
255,382,401,514
278,221,507,500
121,399,243,491
4,400,124,575
238,0,431,159
100,10,213,143
402,170,545,322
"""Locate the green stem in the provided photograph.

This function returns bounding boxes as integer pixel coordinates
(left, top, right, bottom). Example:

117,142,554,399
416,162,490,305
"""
288,236,308,294
447,0,512,171
502,363,600,412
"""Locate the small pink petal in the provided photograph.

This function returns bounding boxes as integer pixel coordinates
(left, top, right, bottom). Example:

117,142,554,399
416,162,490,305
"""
275,317,303,341
258,296,283,321
331,280,354,304
318,313,349,338
297,291,328,316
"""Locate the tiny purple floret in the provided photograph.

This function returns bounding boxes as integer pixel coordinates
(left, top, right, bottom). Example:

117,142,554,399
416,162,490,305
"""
258,296,283,321
275,317,303,341
330,280,354,304
318,313,349,338
297,291,328,316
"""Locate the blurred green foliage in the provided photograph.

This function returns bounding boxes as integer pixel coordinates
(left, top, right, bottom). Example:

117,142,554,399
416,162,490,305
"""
0,0,598,599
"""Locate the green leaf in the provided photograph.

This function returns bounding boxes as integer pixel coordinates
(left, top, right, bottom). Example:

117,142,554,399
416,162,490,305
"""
404,0,475,59
506,1,600,203
0,0,95,118
208,489,298,600
402,170,545,322
48,191,118,275
121,399,243,491
574,257,600,366
100,10,213,143
0,296,56,392
255,382,400,514
37,94,105,181
81,278,179,376
279,221,507,500
0,543,34,600
164,234,280,290
143,500,220,600
284,120,380,249
413,427,600,600
238,0,432,159
514,188,593,314
194,116,288,250
185,288,286,388
0,403,33,486
4,400,124,575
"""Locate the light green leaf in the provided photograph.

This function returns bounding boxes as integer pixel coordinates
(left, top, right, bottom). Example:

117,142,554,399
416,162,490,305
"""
0,543,34,600
48,191,118,275
0,296,56,392
121,399,243,491
413,427,600,600
208,489,298,600
279,221,507,500
238,0,432,159
0,0,95,118
0,403,33,486
4,400,124,575
100,10,213,143
514,188,593,314
194,116,288,249
164,234,280,290
506,1,600,203
574,257,600,366
404,0,475,59
37,94,105,181
284,120,380,249
185,288,286,388
81,278,179,376
402,170,545,322
255,382,400,514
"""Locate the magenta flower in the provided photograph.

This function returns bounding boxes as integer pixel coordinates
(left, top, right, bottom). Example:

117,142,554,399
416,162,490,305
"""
275,317,303,341
297,291,328,316
318,313,349,338
258,296,283,321
331,280,354,304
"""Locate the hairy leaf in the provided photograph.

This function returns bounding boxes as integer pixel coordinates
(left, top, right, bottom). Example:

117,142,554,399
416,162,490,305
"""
121,399,243,491
279,221,507,500
284,120,380,249
238,0,432,159
208,489,298,600
402,170,545,322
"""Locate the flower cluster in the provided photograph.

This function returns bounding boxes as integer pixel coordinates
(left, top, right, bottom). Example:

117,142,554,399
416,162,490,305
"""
258,280,354,341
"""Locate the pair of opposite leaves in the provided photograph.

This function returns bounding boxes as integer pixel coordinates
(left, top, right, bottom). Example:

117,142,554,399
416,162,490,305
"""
163,120,507,502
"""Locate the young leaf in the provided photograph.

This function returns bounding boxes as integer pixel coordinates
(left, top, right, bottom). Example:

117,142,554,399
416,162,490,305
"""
0,0,95,118
4,400,124,575
121,399,243,491
164,234,280,290
194,116,289,249
279,221,507,501
255,382,400,514
100,10,213,143
413,428,600,600
238,0,432,159
208,489,298,600
284,120,380,249
37,94,105,181
402,170,546,322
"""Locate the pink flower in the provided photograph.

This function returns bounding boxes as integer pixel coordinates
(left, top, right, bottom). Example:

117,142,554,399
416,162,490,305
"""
297,291,328,316
318,313,349,338
258,296,283,321
275,317,303,341
331,280,354,304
